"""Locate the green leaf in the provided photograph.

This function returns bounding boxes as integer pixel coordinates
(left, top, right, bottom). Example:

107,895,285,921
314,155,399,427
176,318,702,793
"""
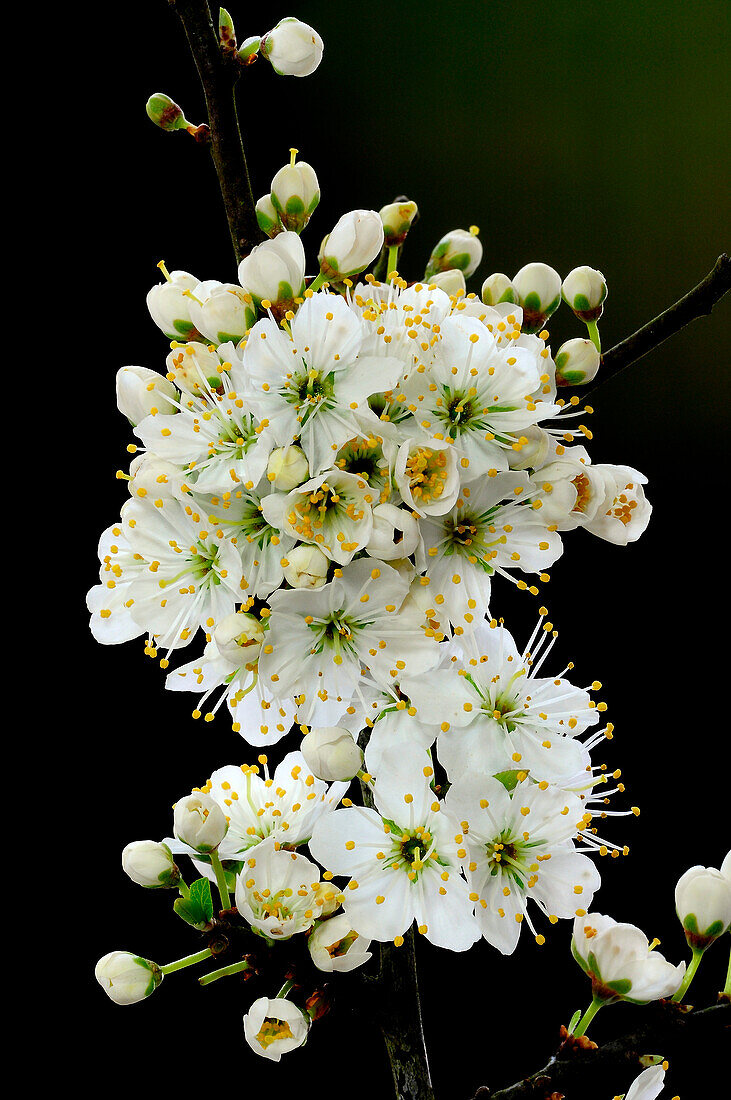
189,877,214,923
567,1008,582,1034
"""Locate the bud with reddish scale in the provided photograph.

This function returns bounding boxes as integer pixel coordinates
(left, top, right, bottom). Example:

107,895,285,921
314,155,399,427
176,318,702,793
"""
562,266,608,322
238,35,262,65
218,8,236,53
379,199,419,248
554,338,601,386
145,93,191,132
512,263,562,333
424,227,482,280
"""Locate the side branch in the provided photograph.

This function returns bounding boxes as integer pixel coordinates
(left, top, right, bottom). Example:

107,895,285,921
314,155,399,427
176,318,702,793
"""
472,1000,729,1099
171,0,263,263
584,253,730,396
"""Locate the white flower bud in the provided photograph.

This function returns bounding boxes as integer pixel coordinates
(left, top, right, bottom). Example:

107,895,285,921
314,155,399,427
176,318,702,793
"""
255,194,283,238
313,880,342,918
261,18,323,77
243,996,310,1061
165,342,222,395
95,951,162,1005
675,862,731,949
427,269,466,296
508,425,552,471
554,338,601,387
267,445,310,491
365,503,420,560
128,454,183,502
562,266,608,322
271,153,320,232
308,912,372,973
122,840,179,888
214,612,265,666
625,1065,666,1100
238,231,306,318
173,792,228,853
481,272,518,306
146,269,200,340
379,199,418,247
319,209,384,281
116,366,178,426
301,726,363,782
282,544,330,589
424,227,483,280
584,465,651,546
512,262,562,333
188,282,254,345
572,913,685,1003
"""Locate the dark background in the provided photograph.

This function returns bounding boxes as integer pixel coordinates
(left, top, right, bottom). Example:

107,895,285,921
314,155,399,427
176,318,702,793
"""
57,1,729,1095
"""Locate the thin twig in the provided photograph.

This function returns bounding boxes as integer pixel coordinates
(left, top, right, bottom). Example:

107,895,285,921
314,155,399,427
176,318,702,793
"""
582,253,730,397
171,0,263,264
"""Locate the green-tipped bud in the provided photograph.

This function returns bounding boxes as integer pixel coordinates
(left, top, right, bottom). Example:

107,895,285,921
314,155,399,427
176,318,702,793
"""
146,93,190,132
427,269,466,296
95,952,163,1005
562,266,608,322
424,226,482,281
481,272,518,307
237,34,261,65
554,338,600,387
379,199,419,248
512,262,562,333
219,8,237,52
255,194,283,238
271,150,320,232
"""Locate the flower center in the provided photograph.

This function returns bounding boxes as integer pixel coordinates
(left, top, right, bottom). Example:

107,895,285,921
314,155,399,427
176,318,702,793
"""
405,446,448,504
256,1018,295,1048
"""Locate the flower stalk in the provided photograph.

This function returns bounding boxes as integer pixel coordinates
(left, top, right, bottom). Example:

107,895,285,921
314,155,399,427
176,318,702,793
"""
159,947,213,975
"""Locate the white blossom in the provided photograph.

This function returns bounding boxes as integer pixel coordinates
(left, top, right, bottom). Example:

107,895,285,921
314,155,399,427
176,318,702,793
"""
572,913,685,1002
235,836,323,938
308,912,372,972
116,366,178,426
174,792,228,853
261,17,323,77
675,856,731,947
243,996,310,1061
122,840,179,888
95,952,162,1005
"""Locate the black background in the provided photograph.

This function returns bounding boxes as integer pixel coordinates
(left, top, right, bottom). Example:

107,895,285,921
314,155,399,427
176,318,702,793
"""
54,1,730,1095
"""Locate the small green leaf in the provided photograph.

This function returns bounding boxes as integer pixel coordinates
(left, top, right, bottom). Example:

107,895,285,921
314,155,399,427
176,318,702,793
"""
189,877,214,922
567,1008,582,1034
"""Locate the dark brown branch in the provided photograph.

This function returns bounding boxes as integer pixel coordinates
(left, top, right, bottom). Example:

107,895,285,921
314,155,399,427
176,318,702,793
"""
472,1000,730,1099
171,0,263,263
582,253,730,397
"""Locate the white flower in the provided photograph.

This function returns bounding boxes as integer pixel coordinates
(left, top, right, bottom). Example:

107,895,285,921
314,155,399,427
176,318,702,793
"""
320,210,384,281
243,996,310,1061
266,445,309,491
261,17,324,77
187,281,253,345
512,263,562,333
350,278,452,376
554,338,601,386
122,840,179,888
166,340,224,395
389,436,461,517
127,454,184,504
623,1065,666,1100
365,503,420,560
309,743,481,950
282,544,330,589
379,199,418,247
529,445,608,530
481,273,518,306
308,912,372,972
174,792,228,853
572,913,685,1002
583,465,651,545
427,269,466,296
562,266,608,321
302,726,363,782
116,366,178,426
425,228,483,280
400,616,599,784
263,469,374,565
445,773,601,953
271,155,320,232
235,836,323,938
236,292,402,476
95,951,162,1005
237,231,306,317
146,269,200,340
675,858,731,947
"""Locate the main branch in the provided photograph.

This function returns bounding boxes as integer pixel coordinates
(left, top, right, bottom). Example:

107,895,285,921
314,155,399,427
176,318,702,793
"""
171,0,263,263
582,253,730,396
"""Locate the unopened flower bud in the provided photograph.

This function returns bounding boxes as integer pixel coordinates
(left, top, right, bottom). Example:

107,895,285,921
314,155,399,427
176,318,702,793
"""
145,93,190,133
187,281,254,345
218,7,236,52
95,951,162,1005
255,194,283,237
365,504,420,560
572,913,685,1003
319,210,384,282
238,35,261,65
214,612,265,666
174,792,228,853
507,425,551,471
427,269,466,296
308,912,372,973
166,342,222,394
481,272,518,306
271,151,320,233
128,454,182,501
261,17,323,77
313,880,342,918
424,227,482,280
301,726,363,782
512,262,562,333
379,199,419,247
116,366,178,426
238,231,306,318
562,266,608,322
122,840,180,888
675,859,731,950
147,267,201,340
282,544,330,589
244,996,310,1061
554,338,601,387
267,445,309,490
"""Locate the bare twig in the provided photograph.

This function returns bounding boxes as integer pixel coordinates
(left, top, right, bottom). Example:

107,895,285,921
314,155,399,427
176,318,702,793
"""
170,0,263,263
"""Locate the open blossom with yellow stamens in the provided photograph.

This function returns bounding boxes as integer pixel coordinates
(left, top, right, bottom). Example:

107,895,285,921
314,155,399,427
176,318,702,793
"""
262,468,374,566
389,435,461,517
234,836,325,938
244,996,310,1061
572,913,685,1003
309,744,481,950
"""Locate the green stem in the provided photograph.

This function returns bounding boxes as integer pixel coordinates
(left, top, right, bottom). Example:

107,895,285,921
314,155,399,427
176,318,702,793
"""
672,946,705,1002
209,851,231,909
308,271,327,294
585,318,601,352
573,995,605,1037
177,879,191,900
160,947,213,975
275,978,295,999
724,943,730,997
387,245,400,277
199,958,250,986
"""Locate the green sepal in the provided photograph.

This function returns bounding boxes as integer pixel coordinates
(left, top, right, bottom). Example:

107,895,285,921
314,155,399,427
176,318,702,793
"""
217,330,246,345
494,769,524,791
571,292,591,313
604,977,632,996
172,318,197,338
